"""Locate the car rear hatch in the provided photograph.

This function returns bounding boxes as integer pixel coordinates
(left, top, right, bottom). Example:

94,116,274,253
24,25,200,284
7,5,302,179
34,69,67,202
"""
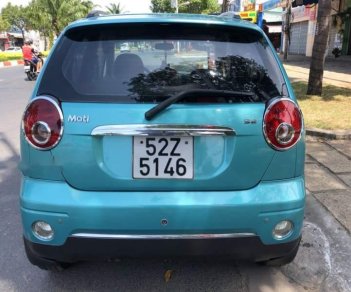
37,22,287,191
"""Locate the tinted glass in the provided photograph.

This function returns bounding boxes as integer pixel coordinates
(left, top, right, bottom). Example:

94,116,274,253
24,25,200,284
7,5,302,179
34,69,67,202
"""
39,23,285,103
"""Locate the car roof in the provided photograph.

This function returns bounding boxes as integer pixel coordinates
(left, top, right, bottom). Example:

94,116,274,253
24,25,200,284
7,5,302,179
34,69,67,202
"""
66,13,260,32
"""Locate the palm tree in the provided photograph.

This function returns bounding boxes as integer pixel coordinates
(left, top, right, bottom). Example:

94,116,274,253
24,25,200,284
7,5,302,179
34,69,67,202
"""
27,1,52,49
307,0,332,95
106,3,122,14
36,0,94,37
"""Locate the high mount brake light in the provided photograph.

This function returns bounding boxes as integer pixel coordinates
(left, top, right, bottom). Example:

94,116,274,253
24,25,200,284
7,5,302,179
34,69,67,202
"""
22,96,63,150
263,98,303,151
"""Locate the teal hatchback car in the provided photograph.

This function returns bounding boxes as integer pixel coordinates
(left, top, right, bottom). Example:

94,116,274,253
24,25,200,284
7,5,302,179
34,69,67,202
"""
19,13,305,271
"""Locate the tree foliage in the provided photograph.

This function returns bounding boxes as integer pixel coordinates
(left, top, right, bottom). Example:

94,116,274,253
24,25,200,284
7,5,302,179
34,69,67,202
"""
150,0,175,13
26,0,53,49
179,0,219,14
0,15,10,32
1,3,30,39
106,3,122,14
150,0,219,14
27,0,93,37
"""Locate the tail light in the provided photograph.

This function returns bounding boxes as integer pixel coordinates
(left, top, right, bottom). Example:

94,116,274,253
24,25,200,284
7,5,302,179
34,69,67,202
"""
263,98,303,151
22,96,63,150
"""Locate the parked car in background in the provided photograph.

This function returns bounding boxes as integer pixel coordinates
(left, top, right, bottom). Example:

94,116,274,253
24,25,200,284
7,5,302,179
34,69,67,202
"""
4,46,22,53
20,13,305,271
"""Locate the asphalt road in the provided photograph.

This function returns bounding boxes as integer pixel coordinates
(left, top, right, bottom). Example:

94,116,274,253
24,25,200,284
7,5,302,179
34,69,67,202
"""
0,66,350,292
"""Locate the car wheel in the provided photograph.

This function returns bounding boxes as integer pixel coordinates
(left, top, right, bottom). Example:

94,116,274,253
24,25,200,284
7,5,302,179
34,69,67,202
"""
27,72,36,81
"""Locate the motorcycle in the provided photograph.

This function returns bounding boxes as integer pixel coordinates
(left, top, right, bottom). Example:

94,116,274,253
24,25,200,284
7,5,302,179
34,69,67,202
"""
24,51,44,81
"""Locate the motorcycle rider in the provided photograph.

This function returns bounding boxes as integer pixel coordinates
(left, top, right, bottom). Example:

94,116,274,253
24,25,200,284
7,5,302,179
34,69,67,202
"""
22,40,42,73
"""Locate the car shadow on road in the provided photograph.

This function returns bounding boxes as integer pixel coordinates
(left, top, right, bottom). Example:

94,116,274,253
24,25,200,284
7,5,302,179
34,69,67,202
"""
45,258,295,292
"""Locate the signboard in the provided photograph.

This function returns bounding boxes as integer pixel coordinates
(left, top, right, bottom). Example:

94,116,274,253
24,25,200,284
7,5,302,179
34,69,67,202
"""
292,0,318,7
291,5,316,22
242,0,255,11
240,11,258,23
258,0,287,11
259,0,280,11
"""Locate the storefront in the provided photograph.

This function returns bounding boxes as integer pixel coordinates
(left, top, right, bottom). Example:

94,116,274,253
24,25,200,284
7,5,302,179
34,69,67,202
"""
289,21,309,54
8,32,24,47
283,0,348,56
257,1,284,51
282,4,317,56
340,0,351,55
0,32,10,51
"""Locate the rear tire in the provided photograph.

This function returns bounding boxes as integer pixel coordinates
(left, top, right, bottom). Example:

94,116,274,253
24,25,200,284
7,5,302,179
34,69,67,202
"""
256,239,300,267
26,71,36,81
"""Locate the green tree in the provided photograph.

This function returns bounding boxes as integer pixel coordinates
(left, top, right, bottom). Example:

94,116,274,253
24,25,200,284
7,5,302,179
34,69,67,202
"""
179,0,219,14
26,0,52,49
106,2,122,14
150,0,219,14
33,0,93,37
1,3,30,40
307,0,332,95
0,15,10,32
150,0,175,13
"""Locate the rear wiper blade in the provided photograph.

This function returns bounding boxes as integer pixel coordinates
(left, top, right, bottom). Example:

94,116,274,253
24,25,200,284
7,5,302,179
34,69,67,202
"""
144,89,254,121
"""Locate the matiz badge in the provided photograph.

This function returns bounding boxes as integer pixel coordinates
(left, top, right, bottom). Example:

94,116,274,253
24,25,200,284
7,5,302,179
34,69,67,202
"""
67,115,89,123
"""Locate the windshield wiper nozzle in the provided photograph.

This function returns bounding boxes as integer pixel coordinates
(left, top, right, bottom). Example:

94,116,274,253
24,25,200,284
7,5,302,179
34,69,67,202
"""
144,89,254,121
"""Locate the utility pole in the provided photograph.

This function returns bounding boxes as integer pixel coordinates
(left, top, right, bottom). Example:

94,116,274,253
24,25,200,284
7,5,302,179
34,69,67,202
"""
171,0,179,13
283,0,291,60
222,0,229,13
171,0,180,53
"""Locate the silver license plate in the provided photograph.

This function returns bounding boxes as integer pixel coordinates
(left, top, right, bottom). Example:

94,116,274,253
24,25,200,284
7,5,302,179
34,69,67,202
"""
133,136,193,179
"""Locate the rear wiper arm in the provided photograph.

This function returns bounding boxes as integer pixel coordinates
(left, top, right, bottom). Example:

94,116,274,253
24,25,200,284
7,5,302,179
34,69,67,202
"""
144,89,254,121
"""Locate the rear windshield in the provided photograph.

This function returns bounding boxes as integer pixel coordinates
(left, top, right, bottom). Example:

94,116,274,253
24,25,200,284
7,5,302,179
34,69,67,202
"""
38,23,285,103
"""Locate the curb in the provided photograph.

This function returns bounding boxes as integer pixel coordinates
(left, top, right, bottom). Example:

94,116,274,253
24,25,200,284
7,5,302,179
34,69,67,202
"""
0,59,24,68
306,128,351,140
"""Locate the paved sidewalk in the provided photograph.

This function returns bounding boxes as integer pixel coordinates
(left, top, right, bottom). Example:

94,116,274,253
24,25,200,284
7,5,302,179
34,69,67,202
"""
282,55,351,89
305,138,351,233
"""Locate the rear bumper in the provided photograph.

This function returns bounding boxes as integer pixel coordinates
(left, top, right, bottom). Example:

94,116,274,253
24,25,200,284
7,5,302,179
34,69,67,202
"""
24,234,301,264
20,176,305,261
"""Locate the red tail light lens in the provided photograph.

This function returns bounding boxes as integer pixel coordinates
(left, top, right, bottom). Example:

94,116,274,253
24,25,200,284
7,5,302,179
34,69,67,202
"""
263,98,303,150
22,96,63,150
